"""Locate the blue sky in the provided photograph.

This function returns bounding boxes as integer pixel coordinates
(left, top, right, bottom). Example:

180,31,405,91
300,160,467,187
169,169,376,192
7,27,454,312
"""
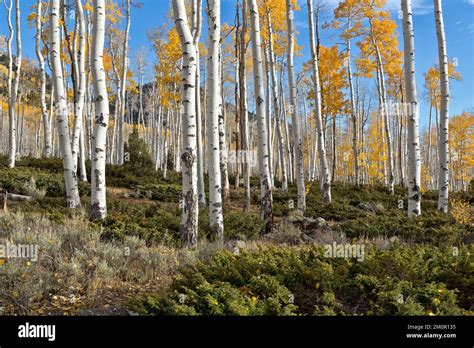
1,0,473,130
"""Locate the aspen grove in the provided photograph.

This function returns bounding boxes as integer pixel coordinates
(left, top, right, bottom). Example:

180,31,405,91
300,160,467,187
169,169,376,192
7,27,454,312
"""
0,0,472,318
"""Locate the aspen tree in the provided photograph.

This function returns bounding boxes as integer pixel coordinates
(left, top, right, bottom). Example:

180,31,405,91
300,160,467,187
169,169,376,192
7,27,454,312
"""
173,0,199,245
434,0,450,213
50,0,81,208
249,0,273,230
308,0,331,203
35,0,52,157
286,0,306,212
401,0,421,216
90,0,110,219
206,0,224,240
118,0,131,165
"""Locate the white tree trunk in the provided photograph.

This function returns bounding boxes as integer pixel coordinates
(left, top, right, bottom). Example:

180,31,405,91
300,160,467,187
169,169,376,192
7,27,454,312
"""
266,12,287,191
9,0,21,167
402,0,422,217
192,0,207,208
219,48,230,202
286,0,306,212
72,0,87,175
239,0,251,212
372,38,395,195
118,0,131,165
35,0,52,158
206,0,224,240
173,0,199,246
434,0,450,213
307,0,331,203
249,0,273,231
4,0,14,165
50,0,81,208
346,38,360,186
90,0,109,219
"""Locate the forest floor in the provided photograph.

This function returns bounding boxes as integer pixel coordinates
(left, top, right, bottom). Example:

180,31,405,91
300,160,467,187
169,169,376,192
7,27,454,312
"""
0,156,472,316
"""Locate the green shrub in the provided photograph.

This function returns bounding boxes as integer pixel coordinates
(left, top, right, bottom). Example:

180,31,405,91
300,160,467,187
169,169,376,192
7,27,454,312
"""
131,244,472,316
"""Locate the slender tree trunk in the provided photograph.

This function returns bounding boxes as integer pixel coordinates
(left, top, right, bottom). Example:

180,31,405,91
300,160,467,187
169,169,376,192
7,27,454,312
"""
286,0,306,207
9,0,22,167
402,0,422,216
205,0,224,240
35,0,52,158
50,0,81,208
219,48,230,203
267,11,288,191
118,0,131,165
373,39,395,194
308,0,331,203
249,0,273,231
346,37,360,186
72,0,86,175
192,0,207,208
239,0,251,212
173,0,200,246
434,0,450,213
90,0,109,219
4,0,13,164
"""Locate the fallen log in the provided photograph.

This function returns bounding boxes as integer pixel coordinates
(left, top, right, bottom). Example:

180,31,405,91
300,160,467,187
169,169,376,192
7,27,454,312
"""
7,193,34,202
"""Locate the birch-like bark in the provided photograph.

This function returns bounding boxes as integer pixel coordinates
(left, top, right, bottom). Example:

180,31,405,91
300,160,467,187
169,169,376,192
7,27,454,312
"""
286,0,306,212
35,0,52,158
266,11,287,191
4,0,14,165
9,0,21,167
72,0,86,174
402,0,422,217
118,0,131,165
239,0,251,212
192,0,207,208
434,0,449,213
50,0,81,208
90,0,109,219
372,35,395,194
206,0,224,240
308,0,331,203
173,0,199,246
250,0,273,230
346,37,360,186
219,47,230,203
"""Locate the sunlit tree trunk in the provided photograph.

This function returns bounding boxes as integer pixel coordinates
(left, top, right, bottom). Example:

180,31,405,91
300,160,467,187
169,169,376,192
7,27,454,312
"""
346,37,360,186
192,0,207,208
286,0,306,212
250,0,273,231
118,0,131,165
239,0,251,212
219,47,230,203
173,0,199,246
434,0,450,213
372,37,395,195
402,0,422,217
35,0,52,158
90,0,109,219
3,0,12,159
72,0,87,175
308,0,331,203
266,11,287,191
8,0,21,167
205,0,224,240
50,0,81,208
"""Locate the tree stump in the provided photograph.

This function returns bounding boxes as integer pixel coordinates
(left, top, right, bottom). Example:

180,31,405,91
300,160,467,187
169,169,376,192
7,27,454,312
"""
0,189,8,214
